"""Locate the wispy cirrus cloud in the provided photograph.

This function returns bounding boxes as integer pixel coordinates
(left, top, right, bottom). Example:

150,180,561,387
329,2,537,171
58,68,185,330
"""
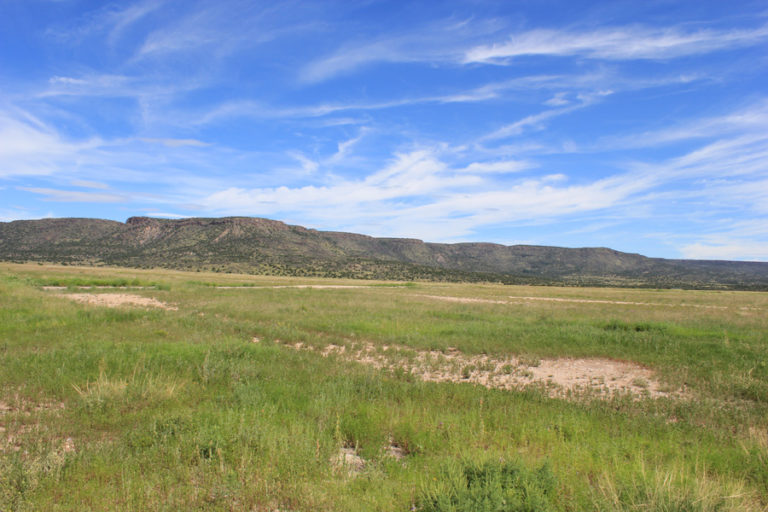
589,99,768,151
42,74,135,98
195,147,651,239
0,111,102,177
662,218,768,261
192,93,768,244
133,1,318,61
107,0,163,45
139,137,209,147
191,72,615,125
0,107,241,189
459,160,534,174
680,241,768,261
479,90,612,141
69,180,110,190
301,19,768,83
464,23,768,64
19,187,127,203
299,17,499,83
43,0,163,50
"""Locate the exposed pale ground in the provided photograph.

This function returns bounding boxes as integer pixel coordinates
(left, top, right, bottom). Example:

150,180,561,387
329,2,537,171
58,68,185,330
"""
274,339,673,399
50,292,177,310
331,441,405,477
0,395,68,454
216,285,375,289
417,294,764,311
41,286,156,290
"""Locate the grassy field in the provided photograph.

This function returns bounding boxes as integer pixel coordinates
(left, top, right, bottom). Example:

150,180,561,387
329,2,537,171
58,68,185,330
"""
1,262,767,511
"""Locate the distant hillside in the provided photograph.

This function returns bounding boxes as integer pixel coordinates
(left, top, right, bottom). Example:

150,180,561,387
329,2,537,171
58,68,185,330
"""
2,216,767,289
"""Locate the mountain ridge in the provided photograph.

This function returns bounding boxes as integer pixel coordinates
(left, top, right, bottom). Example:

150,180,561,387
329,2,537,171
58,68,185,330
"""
1,216,767,289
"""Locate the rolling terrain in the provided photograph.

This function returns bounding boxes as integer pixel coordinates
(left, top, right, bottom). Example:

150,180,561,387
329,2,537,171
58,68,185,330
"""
1,216,767,289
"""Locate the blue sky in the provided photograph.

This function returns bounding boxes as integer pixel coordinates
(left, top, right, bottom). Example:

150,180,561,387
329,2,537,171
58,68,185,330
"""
1,0,767,260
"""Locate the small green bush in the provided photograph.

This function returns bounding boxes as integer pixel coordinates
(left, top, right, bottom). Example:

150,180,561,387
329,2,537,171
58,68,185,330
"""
418,459,557,512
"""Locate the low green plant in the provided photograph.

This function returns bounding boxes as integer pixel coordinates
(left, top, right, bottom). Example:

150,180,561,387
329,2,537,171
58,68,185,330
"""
418,459,557,512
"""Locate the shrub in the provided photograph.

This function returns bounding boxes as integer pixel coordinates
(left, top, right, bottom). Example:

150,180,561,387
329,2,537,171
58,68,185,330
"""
418,458,557,512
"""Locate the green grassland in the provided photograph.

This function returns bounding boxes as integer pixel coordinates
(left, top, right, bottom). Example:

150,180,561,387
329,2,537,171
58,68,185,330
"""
1,263,767,511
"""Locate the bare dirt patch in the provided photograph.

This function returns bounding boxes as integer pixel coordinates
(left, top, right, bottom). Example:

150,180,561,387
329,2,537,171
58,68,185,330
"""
56,293,177,310
0,395,67,453
416,295,509,305
217,285,380,289
506,295,729,310
279,340,675,400
384,440,406,460
0,396,65,416
332,446,366,476
416,294,738,310
42,286,154,291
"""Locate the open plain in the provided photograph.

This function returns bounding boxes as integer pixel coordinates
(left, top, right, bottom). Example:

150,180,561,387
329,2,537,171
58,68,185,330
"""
1,262,767,510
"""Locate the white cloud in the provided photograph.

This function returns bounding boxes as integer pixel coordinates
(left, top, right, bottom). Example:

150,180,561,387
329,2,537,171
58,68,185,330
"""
662,134,768,179
460,160,534,174
290,153,319,174
139,137,209,147
299,17,500,83
49,76,89,86
107,0,163,45
196,148,652,240
138,22,219,58
479,90,612,141
191,89,502,125
544,92,569,106
328,128,369,163
464,24,768,64
19,187,127,203
0,111,101,177
193,71,673,127
0,107,260,192
0,207,33,223
70,180,110,190
144,212,190,219
133,2,304,62
483,108,573,140
191,100,768,244
679,241,768,261
591,99,768,150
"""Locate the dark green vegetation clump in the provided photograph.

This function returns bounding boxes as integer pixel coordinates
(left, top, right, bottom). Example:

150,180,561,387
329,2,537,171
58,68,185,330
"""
418,459,557,512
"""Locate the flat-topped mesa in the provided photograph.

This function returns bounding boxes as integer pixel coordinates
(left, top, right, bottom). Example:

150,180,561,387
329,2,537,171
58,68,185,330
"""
2,216,767,289
126,216,293,230
125,216,160,226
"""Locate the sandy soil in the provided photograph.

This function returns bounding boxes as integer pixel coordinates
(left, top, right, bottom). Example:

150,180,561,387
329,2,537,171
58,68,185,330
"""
216,285,385,289
332,446,366,476
42,286,154,290
55,293,178,310
278,339,675,399
416,294,733,310
1,396,67,453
